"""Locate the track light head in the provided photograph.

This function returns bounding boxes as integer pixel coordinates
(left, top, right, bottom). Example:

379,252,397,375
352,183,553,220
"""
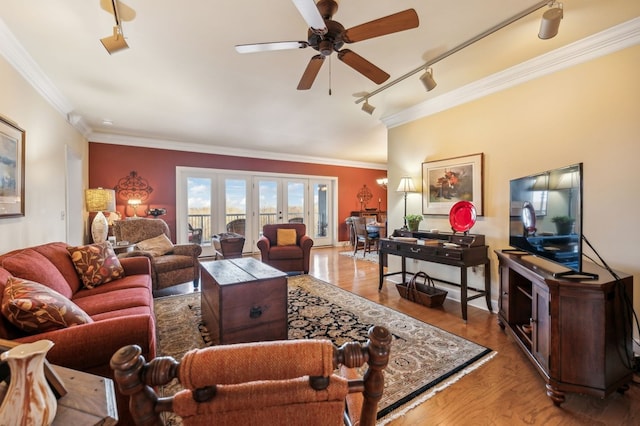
101,26,129,54
362,99,375,115
420,68,437,91
538,2,563,40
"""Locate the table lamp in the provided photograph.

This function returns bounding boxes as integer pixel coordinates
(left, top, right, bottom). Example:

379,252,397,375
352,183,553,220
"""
396,177,416,230
86,188,116,243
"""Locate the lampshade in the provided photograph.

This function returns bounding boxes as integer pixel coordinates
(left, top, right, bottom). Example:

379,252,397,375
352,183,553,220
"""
396,177,416,193
86,188,116,212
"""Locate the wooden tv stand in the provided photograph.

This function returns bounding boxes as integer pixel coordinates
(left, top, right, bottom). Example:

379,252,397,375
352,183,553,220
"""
495,251,634,405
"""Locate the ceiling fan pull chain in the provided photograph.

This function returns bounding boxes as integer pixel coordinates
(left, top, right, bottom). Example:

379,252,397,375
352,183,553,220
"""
328,55,332,96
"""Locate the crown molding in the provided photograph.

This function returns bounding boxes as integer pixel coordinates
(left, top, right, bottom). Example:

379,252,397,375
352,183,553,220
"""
89,133,388,170
382,17,640,129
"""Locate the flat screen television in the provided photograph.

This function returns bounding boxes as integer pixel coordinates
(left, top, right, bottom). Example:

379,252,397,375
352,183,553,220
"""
509,162,597,279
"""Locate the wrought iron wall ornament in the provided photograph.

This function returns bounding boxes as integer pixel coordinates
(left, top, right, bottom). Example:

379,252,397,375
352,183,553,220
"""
114,171,153,201
357,184,373,209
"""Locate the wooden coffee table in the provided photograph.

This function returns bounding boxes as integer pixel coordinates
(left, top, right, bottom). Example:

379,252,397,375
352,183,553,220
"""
200,257,288,345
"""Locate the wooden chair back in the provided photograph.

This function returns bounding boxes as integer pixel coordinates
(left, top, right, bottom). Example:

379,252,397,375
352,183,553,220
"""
111,326,391,426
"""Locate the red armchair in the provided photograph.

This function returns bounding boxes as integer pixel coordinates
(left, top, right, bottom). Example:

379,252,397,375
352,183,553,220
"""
257,223,313,274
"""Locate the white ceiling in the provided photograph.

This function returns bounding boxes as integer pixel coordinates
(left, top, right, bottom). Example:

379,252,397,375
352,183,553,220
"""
0,0,637,166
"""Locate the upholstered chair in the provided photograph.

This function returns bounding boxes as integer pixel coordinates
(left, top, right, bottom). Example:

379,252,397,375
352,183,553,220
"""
112,218,202,291
257,223,313,274
111,325,391,426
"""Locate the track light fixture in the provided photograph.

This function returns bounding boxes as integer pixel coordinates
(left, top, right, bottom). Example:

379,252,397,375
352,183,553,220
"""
362,99,375,115
538,2,563,40
420,68,437,91
101,26,128,54
101,0,129,54
355,0,556,109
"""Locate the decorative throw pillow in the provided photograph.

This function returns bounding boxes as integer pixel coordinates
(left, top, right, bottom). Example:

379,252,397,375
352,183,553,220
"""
136,233,174,257
67,242,125,289
277,228,297,246
1,277,93,333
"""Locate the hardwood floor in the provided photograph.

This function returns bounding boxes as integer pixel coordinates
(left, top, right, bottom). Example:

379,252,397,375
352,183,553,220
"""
164,246,640,425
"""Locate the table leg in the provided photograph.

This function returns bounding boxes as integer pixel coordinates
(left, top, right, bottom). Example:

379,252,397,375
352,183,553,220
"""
461,267,468,322
401,256,407,285
378,251,384,290
484,261,492,312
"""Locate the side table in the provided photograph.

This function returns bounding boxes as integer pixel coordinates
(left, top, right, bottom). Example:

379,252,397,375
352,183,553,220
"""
112,243,135,255
51,365,118,425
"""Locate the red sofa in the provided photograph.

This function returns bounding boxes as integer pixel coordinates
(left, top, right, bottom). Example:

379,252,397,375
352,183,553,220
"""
0,242,156,379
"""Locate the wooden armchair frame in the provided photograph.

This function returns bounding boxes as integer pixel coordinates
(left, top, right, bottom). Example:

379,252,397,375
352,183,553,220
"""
111,326,391,426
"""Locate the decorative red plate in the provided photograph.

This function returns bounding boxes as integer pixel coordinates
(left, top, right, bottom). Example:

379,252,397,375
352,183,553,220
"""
449,201,477,233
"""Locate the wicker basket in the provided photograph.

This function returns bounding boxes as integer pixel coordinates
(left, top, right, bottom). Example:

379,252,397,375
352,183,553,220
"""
396,271,447,308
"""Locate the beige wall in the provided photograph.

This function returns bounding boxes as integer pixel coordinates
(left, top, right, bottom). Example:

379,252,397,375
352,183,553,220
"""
388,45,640,324
0,57,88,253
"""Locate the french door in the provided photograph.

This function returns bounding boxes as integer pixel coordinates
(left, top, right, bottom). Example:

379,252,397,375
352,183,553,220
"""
177,167,335,251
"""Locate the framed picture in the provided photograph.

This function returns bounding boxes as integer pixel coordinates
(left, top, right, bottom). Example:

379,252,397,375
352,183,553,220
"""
0,116,25,217
422,153,484,215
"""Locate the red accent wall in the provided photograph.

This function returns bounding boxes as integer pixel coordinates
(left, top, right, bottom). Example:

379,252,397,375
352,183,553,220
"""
88,142,387,242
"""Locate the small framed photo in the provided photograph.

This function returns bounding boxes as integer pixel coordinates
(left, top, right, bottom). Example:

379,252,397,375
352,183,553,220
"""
0,116,25,218
422,153,484,216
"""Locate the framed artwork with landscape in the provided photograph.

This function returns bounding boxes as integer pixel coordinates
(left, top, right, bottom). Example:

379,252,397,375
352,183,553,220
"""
422,153,484,215
0,116,25,218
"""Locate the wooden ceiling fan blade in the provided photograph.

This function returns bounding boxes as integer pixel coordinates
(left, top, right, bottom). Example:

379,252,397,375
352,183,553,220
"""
292,0,327,34
100,0,136,22
338,50,389,84
343,9,419,43
297,55,325,90
235,41,309,54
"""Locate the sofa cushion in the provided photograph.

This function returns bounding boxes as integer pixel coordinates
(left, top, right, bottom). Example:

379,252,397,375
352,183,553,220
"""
67,242,125,289
268,245,303,260
136,234,174,257
277,228,297,246
1,277,93,333
152,254,195,273
32,242,82,294
1,249,73,299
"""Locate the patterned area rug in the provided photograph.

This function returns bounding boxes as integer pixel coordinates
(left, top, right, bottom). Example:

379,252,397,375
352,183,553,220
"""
339,249,380,263
154,274,495,425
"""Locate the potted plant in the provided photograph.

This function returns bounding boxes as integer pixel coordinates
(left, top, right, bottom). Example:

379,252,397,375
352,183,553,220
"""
551,215,574,235
405,214,423,232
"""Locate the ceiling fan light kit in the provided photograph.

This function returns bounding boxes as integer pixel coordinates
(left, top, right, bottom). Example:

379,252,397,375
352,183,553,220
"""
235,0,419,90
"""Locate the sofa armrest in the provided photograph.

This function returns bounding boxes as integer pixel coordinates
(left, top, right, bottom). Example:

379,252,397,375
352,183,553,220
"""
257,236,271,258
13,314,156,372
119,256,152,276
172,244,202,258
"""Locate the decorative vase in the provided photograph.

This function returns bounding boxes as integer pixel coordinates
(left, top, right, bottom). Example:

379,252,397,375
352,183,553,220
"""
0,340,57,426
408,220,420,232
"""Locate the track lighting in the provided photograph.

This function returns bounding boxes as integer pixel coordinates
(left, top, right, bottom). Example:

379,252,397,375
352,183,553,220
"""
101,0,129,54
420,68,437,91
101,26,128,54
362,99,375,115
538,2,563,40
355,0,557,109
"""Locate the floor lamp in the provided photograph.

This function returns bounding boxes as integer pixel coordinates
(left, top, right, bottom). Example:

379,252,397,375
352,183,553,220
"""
396,177,416,230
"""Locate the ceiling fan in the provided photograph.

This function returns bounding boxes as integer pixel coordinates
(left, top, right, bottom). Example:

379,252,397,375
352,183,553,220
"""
235,0,419,90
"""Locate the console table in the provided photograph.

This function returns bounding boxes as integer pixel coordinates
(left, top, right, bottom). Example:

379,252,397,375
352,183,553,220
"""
379,230,491,321
496,251,634,404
